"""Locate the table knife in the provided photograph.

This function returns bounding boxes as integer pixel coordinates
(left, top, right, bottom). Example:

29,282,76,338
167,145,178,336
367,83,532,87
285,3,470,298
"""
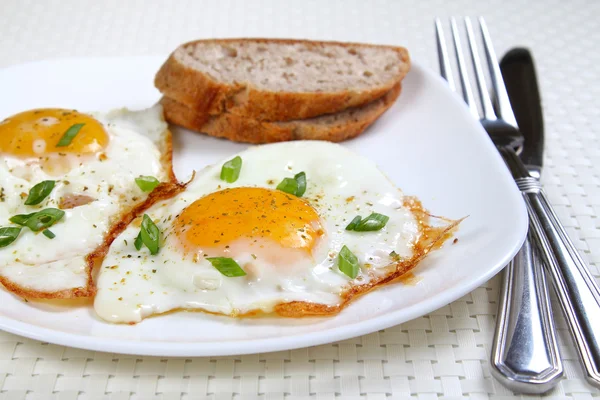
499,50,600,388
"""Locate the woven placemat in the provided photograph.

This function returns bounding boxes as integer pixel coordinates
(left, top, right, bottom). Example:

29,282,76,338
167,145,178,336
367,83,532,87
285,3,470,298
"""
1,0,599,398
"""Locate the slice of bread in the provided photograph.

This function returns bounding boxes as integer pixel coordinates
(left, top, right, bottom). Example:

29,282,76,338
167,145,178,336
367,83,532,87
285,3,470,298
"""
155,38,410,122
161,83,401,144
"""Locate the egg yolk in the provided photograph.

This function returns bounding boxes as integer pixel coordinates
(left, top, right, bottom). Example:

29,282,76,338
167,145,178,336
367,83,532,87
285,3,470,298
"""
0,109,108,156
174,187,325,255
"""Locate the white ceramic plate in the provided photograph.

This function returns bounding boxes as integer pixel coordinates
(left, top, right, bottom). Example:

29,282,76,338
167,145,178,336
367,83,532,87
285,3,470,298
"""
0,56,527,356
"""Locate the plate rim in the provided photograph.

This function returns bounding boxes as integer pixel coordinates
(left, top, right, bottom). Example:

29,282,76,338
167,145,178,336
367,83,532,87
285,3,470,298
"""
0,56,527,356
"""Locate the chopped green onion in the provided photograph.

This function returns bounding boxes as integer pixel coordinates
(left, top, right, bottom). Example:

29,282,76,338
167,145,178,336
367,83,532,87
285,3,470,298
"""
220,156,242,183
24,180,55,205
0,227,21,248
134,232,143,250
140,214,160,255
294,172,306,196
10,208,65,232
9,212,35,226
42,229,55,239
276,172,307,197
276,177,298,195
345,215,362,231
206,257,246,277
26,209,65,232
56,123,85,147
338,245,359,279
135,176,160,192
352,212,389,232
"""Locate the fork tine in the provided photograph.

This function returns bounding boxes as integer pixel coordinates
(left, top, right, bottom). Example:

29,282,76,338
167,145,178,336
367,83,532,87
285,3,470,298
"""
479,17,518,128
465,17,496,121
435,18,455,92
450,17,479,119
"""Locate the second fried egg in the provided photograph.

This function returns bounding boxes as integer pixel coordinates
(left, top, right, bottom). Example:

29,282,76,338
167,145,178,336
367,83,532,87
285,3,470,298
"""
94,141,455,323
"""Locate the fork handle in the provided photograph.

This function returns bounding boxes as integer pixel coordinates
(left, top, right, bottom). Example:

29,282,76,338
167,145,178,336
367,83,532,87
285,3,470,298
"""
491,231,563,393
502,147,600,388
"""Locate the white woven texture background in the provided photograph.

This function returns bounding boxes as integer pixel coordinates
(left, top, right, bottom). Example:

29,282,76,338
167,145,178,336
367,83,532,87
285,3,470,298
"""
1,0,599,398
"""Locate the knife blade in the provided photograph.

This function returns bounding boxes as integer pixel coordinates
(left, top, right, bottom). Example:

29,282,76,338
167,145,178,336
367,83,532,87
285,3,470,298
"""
490,48,563,393
500,48,544,178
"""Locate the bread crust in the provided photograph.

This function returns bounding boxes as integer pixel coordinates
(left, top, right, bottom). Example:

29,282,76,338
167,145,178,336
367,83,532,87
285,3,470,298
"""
155,38,410,122
161,83,402,144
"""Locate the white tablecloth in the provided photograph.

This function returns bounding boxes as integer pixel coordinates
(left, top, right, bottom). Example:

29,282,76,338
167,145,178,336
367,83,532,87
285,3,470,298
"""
1,0,599,398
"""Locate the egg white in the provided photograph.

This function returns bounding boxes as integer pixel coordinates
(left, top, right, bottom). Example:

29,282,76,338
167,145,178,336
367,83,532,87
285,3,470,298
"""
94,141,424,323
0,105,170,294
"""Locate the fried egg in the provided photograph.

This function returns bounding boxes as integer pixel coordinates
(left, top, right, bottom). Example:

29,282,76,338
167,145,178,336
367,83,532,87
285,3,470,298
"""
0,105,175,298
94,141,457,323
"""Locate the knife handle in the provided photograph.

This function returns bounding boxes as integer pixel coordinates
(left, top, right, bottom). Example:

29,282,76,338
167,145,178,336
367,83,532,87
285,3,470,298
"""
519,176,600,388
491,230,563,393
500,146,600,388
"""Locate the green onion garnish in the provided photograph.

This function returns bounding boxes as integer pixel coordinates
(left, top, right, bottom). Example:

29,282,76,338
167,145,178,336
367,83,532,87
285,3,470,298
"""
135,176,160,192
338,245,359,279
42,229,56,239
10,208,65,232
24,180,55,205
276,171,307,197
206,257,247,277
9,212,35,226
139,214,160,255
345,215,362,231
0,227,21,248
294,172,306,196
220,156,242,183
349,212,389,232
134,232,143,250
276,177,298,195
56,123,85,147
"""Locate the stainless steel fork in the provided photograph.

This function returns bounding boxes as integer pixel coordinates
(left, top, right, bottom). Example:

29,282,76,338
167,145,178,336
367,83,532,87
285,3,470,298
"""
436,17,565,393
438,16,600,390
